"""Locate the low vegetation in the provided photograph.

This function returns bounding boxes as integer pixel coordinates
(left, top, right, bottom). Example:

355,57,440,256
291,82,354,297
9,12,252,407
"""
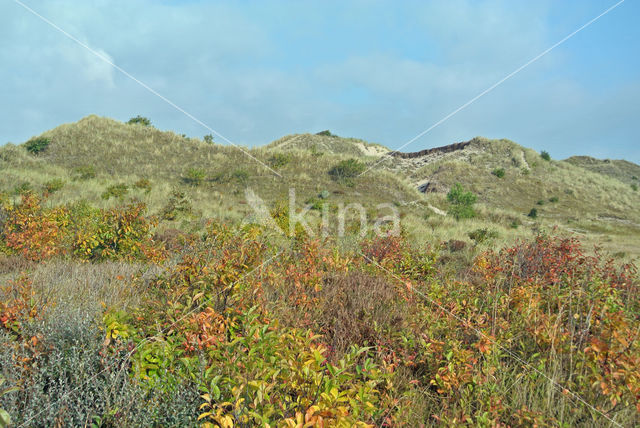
446,183,477,219
0,190,638,426
0,116,639,425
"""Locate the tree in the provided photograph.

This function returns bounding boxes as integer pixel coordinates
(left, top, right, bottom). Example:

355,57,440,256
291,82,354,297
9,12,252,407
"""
446,183,477,220
540,150,551,161
203,134,214,144
127,115,152,126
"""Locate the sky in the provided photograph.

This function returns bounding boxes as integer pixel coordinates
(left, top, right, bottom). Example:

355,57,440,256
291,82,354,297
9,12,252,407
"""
1,0,639,162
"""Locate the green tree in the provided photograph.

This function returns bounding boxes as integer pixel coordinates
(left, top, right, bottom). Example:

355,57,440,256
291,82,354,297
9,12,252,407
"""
540,150,551,161
446,183,477,219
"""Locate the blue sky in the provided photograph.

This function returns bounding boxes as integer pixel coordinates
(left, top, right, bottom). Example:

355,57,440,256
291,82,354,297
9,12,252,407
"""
1,0,638,161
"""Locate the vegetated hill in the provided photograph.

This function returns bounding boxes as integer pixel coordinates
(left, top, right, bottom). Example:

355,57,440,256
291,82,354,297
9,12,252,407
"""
565,155,640,186
2,115,639,256
266,132,389,158
372,137,640,254
0,115,418,227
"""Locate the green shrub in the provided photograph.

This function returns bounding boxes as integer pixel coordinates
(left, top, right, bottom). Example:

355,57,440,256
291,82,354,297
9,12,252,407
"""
632,175,638,181
162,190,192,220
13,181,32,196
73,165,97,180
468,228,499,244
232,169,249,184
44,178,65,194
318,190,330,199
101,183,129,200
491,168,505,178
537,200,545,205
316,130,337,137
203,134,214,144
134,178,152,194
540,150,551,161
528,208,538,218
521,168,530,175
127,115,151,126
24,137,50,154
268,153,291,169
183,168,206,186
632,183,638,191
328,159,366,184
549,196,559,203
446,183,477,220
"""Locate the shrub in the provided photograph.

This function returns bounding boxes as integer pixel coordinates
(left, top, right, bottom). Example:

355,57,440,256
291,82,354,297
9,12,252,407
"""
101,183,129,201
446,183,477,220
318,190,330,199
468,228,498,244
183,168,206,186
73,165,97,180
134,178,152,194
632,175,638,181
632,183,638,191
328,159,366,184
540,150,551,161
44,178,65,194
24,137,50,154
549,196,559,203
232,169,249,184
13,181,32,196
521,168,530,175
316,130,337,137
267,153,291,169
536,199,545,205
528,208,538,218
162,190,192,220
126,115,151,126
491,168,505,178
203,134,214,144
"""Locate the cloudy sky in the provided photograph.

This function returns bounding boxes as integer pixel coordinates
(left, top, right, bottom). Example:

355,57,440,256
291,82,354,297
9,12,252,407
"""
1,0,638,161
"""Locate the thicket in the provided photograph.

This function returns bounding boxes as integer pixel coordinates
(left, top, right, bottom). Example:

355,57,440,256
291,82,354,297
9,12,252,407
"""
1,194,639,426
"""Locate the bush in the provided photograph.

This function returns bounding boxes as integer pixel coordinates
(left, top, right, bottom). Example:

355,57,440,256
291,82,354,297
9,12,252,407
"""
328,159,366,184
267,153,291,169
162,190,192,220
316,130,337,137
491,168,505,178
44,178,65,194
232,169,249,184
540,150,551,161
73,165,97,180
203,134,214,144
468,228,499,244
446,183,477,220
632,183,638,191
126,115,151,126
24,137,50,154
13,181,32,196
134,178,152,194
101,183,129,201
549,196,559,203
528,208,538,218
183,168,206,186
536,200,545,205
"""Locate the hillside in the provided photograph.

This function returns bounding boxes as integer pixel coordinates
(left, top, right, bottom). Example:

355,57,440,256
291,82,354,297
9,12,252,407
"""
2,115,640,427
1,115,639,256
566,155,640,186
